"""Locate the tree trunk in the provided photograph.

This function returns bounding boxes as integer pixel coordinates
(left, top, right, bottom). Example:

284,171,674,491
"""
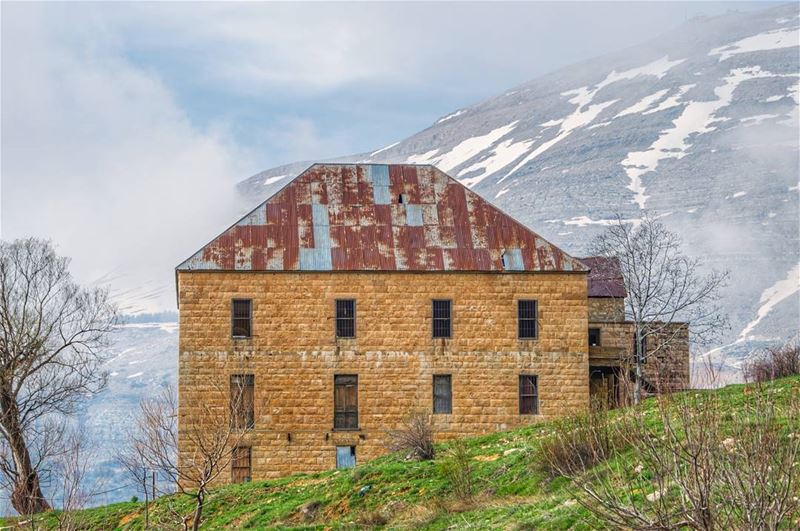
191,489,205,531
8,429,50,515
633,326,643,405
1,390,50,515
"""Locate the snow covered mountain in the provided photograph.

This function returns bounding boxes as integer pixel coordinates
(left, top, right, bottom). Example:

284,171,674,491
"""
239,3,800,369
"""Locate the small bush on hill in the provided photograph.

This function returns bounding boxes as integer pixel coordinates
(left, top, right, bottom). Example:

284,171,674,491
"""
745,341,800,383
439,440,473,501
537,400,622,478
386,411,435,460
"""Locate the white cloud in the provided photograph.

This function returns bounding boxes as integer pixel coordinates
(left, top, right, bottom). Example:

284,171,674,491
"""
1,4,251,313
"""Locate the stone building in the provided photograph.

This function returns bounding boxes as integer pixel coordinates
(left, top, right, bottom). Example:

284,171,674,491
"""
175,163,689,482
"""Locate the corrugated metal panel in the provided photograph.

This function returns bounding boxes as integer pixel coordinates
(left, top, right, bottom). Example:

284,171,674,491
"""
579,256,627,297
176,163,588,273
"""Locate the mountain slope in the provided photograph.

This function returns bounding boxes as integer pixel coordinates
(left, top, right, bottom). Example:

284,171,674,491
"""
240,3,800,368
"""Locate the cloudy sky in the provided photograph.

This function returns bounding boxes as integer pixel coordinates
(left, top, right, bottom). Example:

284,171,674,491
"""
1,1,776,313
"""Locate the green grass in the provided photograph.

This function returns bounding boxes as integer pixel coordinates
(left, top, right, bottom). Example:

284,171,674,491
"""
4,376,799,530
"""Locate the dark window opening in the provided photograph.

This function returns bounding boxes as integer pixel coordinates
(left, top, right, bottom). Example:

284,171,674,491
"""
336,299,356,338
518,300,537,339
398,193,405,204
501,252,508,270
336,446,356,469
433,375,452,414
232,299,252,338
231,446,251,483
230,374,255,429
432,300,452,338
589,327,601,347
334,375,358,430
519,375,539,415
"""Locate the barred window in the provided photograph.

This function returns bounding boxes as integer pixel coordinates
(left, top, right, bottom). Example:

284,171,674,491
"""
432,300,452,338
231,299,252,338
230,374,255,429
519,375,539,415
334,375,358,430
433,375,452,414
518,300,537,339
335,299,356,338
231,446,251,483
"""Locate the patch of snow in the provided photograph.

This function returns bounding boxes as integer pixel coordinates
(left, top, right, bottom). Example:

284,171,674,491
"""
587,121,611,130
768,212,777,218
498,57,683,183
764,94,784,102
740,114,780,126
710,27,800,61
495,187,510,198
622,67,780,208
406,149,441,165
127,372,144,379
615,89,670,117
458,137,535,187
778,82,799,127
369,141,400,157
421,122,519,173
263,174,290,186
732,191,747,198
557,231,573,235
789,183,799,191
545,216,640,228
738,263,800,341
436,109,466,124
110,372,119,377
687,208,697,213
540,118,564,127
642,84,695,115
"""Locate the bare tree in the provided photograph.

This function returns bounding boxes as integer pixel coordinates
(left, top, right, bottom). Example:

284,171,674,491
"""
121,381,248,531
0,238,117,514
386,411,436,461
546,386,800,530
50,430,96,531
591,216,729,403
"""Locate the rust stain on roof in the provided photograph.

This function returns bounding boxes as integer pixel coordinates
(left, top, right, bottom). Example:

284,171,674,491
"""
177,164,587,273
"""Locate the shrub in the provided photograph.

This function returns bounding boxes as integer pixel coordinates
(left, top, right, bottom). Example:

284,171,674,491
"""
744,341,800,383
386,411,435,460
537,400,621,478
438,440,473,500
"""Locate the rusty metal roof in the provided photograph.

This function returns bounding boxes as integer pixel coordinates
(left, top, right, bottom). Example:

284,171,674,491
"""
177,164,587,273
579,256,627,298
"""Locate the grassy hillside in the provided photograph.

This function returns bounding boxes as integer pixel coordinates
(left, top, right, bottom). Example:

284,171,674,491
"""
5,376,799,530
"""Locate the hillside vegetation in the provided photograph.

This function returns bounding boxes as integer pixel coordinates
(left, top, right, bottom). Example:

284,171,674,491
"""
5,376,799,530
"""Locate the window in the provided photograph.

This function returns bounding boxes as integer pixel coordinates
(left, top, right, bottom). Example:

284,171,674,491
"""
334,375,358,430
433,375,452,414
589,327,601,347
335,299,356,338
231,446,251,483
336,446,356,469
398,193,405,204
230,374,255,429
519,375,539,415
432,300,452,338
518,300,537,339
231,299,252,338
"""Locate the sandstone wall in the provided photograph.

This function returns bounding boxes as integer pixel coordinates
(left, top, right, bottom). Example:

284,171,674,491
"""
588,297,625,322
178,271,589,481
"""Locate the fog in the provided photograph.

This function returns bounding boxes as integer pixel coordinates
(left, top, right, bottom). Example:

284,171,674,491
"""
0,2,779,312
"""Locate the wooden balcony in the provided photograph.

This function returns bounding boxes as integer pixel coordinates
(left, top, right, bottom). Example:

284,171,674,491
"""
589,345,630,367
